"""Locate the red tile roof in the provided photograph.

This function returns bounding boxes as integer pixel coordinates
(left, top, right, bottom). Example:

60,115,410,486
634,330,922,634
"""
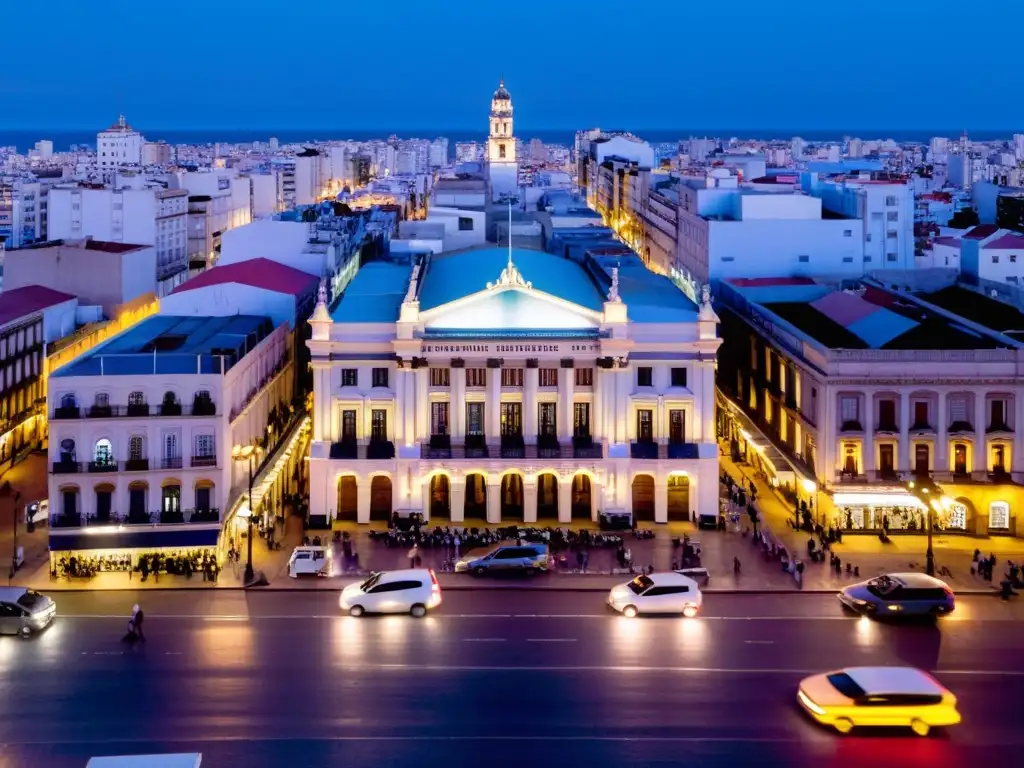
984,233,1024,250
933,236,962,248
0,285,76,328
962,224,1000,240
170,258,318,298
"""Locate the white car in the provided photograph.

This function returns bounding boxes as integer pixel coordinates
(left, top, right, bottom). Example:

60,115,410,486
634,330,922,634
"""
607,571,702,618
339,569,442,617
287,546,333,578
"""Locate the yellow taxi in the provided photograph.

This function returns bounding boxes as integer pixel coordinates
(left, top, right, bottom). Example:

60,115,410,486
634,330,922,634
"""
797,666,960,736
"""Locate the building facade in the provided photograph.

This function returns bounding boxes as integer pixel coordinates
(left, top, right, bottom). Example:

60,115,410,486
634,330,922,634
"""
486,80,518,202
308,246,721,526
97,115,143,169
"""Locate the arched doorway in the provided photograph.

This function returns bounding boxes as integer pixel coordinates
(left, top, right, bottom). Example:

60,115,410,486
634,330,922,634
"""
537,473,558,519
571,475,592,520
128,481,148,522
94,482,115,523
632,475,655,521
429,475,450,518
369,476,392,521
337,476,358,522
501,474,524,521
464,473,487,520
667,474,690,520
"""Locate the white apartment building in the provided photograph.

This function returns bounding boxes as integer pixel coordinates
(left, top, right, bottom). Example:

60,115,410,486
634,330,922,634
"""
307,246,720,526
47,313,293,557
0,179,46,248
717,276,1024,537
582,135,655,210
97,115,143,169
47,184,189,293
143,141,172,166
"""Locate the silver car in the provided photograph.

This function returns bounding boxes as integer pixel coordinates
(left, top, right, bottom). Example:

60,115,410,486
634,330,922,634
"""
0,587,57,637
455,544,549,576
838,573,955,618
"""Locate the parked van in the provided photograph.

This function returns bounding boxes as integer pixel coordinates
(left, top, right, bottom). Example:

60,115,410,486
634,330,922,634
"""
288,546,333,578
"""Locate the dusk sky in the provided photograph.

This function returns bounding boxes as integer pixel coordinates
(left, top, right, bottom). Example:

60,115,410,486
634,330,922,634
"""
3,0,1020,132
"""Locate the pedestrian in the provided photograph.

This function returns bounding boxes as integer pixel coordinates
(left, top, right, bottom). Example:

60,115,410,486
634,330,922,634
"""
575,549,584,571
132,604,145,642
581,547,589,572
733,556,741,574
454,534,461,559
408,543,420,569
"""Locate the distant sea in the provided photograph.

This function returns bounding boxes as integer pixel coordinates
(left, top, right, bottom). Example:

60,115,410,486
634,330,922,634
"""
0,128,1018,154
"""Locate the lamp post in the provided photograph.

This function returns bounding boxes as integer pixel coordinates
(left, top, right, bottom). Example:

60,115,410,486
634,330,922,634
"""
907,479,936,576
233,443,263,582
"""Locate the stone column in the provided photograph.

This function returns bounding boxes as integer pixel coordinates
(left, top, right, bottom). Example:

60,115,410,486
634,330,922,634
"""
616,367,631,444
450,479,465,523
452,365,466,442
974,389,987,476
862,389,876,475
899,390,910,473
654,477,668,524
936,390,948,472
487,366,501,442
524,363,539,444
523,479,538,524
414,365,429,443
558,479,573,524
311,362,330,442
592,368,605,442
558,361,574,442
486,476,501,524
356,480,371,524
395,367,413,447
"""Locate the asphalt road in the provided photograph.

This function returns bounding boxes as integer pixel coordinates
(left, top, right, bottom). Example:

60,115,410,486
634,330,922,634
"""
2,591,1022,768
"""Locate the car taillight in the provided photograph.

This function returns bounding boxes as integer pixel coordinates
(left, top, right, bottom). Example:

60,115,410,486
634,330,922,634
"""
430,569,440,591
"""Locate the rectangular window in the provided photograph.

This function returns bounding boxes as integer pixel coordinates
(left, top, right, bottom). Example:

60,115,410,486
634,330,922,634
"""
637,367,653,387
798,254,810,263
458,217,473,231
843,229,852,237
887,252,898,262
993,255,1000,264
887,211,899,221
636,409,654,441
500,403,522,436
341,410,357,441
670,367,687,387
466,402,485,435
194,434,215,457
539,402,557,436
430,402,449,435
341,369,358,386
573,403,591,437
539,368,558,387
840,396,859,423
370,409,387,441
887,231,898,239
878,399,896,427
990,399,1006,429
500,368,523,387
949,397,967,424
669,409,685,443
885,195,897,206
466,368,487,388
429,367,450,387
574,368,593,386
913,400,929,427
1011,254,1018,263
371,368,388,388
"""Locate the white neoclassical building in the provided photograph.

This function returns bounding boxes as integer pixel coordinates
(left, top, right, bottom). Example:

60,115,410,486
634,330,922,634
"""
307,244,721,526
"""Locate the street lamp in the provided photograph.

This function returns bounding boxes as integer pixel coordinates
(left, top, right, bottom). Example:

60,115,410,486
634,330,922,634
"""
232,442,264,582
905,477,937,576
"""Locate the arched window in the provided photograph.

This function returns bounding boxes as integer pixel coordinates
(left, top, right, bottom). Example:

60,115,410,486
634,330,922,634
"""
128,435,144,462
163,391,179,405
94,438,113,465
128,391,145,406
164,433,179,459
60,438,76,462
94,392,109,407
61,393,77,408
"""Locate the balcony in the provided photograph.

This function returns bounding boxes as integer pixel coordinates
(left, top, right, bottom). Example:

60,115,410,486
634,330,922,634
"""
631,440,659,460
52,460,82,474
53,405,81,419
573,436,602,459
160,402,183,417
87,512,121,526
88,459,118,474
161,456,183,470
191,397,217,417
537,435,562,459
667,442,700,460
87,405,113,418
366,440,395,460
989,468,1011,482
465,435,489,459
834,470,868,483
51,513,83,528
127,510,156,524
191,455,217,468
330,440,358,460
987,422,1013,434
124,458,149,472
875,421,899,433
127,403,150,417
188,508,220,523
500,435,525,459
160,509,186,524
839,420,864,433
947,420,973,434
423,435,452,459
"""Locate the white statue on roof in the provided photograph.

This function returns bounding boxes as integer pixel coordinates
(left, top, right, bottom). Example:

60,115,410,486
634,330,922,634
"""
317,278,328,305
701,283,712,308
607,267,621,302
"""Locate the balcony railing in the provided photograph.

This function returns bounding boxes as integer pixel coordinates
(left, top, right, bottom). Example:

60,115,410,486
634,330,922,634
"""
910,421,935,432
330,440,358,460
537,443,562,459
161,456,183,470
88,459,118,473
423,435,452,459
840,420,864,432
127,403,151,417
500,436,526,459
87,405,113,418
366,440,395,460
667,442,700,460
875,421,899,433
53,405,81,419
573,437,602,459
188,508,220,523
52,460,82,474
127,510,156,524
987,422,1013,433
948,420,973,433
52,402,215,419
191,455,217,468
191,398,217,416
124,458,149,472
87,512,121,526
160,509,186,524
630,441,659,460
160,402,183,416
50,513,83,528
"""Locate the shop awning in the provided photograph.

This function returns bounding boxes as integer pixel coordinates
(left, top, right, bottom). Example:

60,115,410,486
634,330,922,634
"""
48,526,221,552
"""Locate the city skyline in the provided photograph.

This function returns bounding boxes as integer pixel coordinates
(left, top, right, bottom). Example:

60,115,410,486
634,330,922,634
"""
3,0,1020,131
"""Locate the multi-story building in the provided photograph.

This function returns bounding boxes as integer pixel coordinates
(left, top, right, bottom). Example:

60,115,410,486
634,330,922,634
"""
591,156,650,255
46,313,294,559
307,246,720,526
142,141,172,166
716,275,1024,537
47,184,189,293
97,115,143,170
0,179,47,248
583,135,654,211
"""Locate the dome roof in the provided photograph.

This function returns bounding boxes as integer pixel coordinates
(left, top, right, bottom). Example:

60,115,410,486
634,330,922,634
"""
493,80,511,101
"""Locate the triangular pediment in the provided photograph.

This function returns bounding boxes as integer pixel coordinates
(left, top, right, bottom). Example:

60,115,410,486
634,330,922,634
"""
422,287,600,331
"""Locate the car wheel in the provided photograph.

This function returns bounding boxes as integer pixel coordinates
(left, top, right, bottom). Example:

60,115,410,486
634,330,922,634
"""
410,604,427,618
910,719,930,737
349,605,365,618
473,566,485,576
19,626,31,639
623,605,638,619
833,718,854,735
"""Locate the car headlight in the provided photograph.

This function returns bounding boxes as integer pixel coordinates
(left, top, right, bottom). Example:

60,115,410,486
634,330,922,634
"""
798,690,825,716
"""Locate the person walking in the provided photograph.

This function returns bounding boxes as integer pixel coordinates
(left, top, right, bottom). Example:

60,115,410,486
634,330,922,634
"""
408,543,420,569
581,547,589,573
132,604,146,642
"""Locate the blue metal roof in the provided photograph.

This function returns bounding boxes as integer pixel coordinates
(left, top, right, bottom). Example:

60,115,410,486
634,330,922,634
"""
418,248,606,312
52,315,274,378
331,261,411,323
592,254,699,323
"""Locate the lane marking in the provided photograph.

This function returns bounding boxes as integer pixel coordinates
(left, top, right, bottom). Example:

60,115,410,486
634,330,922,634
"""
336,663,1024,677
462,638,506,642
527,638,577,643
745,640,774,645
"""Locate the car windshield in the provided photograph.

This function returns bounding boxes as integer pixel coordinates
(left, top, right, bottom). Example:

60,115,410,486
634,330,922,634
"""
866,575,900,598
827,673,867,699
359,573,383,591
627,575,654,595
16,591,45,610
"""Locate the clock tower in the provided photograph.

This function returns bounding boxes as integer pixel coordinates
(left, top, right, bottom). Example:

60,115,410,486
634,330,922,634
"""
486,79,518,202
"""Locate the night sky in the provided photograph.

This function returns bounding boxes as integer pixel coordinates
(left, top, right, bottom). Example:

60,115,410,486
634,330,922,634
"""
3,0,1020,131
